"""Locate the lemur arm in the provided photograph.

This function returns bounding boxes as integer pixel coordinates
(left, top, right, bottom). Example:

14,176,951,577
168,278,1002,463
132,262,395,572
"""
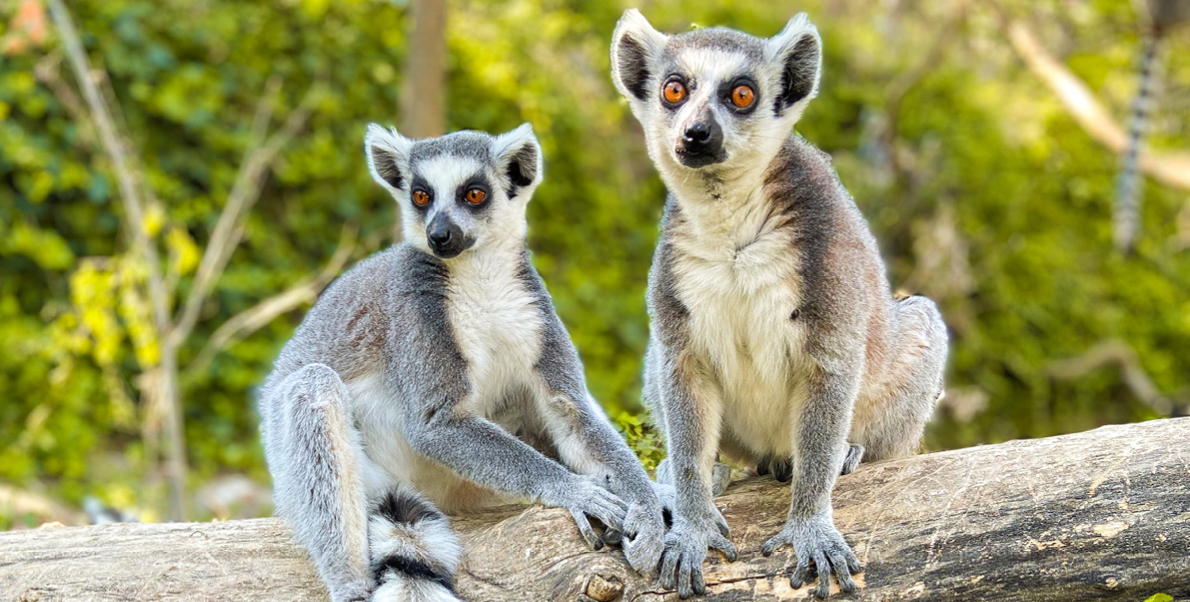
524,267,656,504
653,344,724,527
523,263,668,573
788,362,860,520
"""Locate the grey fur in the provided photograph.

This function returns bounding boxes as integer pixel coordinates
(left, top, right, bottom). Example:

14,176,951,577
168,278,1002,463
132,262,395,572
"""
260,126,667,602
611,11,947,599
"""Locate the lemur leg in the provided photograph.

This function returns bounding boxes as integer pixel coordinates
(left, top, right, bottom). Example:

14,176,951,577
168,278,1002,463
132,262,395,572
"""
652,350,737,599
657,457,731,496
530,350,668,573
761,365,864,598
854,296,947,463
260,364,372,602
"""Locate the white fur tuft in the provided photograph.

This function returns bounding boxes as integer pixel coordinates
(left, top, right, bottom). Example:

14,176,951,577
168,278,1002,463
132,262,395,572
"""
764,13,823,108
364,123,413,195
610,9,668,101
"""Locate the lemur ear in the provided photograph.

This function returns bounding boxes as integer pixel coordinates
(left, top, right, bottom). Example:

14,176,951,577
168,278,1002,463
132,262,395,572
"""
765,13,822,114
492,123,543,199
611,9,667,102
364,123,413,194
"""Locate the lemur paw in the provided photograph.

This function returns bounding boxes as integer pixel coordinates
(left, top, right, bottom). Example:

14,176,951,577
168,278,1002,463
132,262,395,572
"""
757,455,793,482
761,515,862,598
657,519,738,599
711,462,731,496
840,444,864,476
543,475,628,552
621,499,666,575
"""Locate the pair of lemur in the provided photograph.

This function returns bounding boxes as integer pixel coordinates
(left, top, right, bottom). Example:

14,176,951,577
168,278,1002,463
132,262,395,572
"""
260,10,947,602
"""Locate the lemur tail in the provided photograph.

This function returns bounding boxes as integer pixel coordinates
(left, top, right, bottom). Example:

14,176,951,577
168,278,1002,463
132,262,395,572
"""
369,486,463,602
1115,32,1162,252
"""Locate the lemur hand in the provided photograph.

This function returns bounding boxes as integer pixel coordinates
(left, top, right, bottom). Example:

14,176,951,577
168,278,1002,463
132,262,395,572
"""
541,475,628,551
657,514,737,599
761,513,862,598
620,497,665,575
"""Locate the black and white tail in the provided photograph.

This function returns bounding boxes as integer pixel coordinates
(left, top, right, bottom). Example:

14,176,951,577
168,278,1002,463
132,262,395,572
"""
369,487,463,602
1114,33,1161,252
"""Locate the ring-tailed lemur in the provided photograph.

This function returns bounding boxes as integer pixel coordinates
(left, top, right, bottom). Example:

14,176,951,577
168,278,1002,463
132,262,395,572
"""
611,11,948,599
259,125,668,602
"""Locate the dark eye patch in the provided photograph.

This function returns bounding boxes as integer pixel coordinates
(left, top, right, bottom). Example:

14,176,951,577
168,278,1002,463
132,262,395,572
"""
717,75,759,115
410,174,434,211
455,174,493,211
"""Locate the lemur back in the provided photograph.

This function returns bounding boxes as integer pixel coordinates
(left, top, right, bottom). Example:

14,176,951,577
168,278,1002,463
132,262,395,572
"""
260,126,668,602
612,10,947,599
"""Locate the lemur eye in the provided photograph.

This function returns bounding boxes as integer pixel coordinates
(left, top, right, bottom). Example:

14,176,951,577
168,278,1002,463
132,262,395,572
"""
413,190,431,206
730,85,755,109
464,188,487,205
663,80,687,104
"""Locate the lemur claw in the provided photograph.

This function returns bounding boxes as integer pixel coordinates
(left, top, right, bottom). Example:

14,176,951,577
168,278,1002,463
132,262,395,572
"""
762,515,862,598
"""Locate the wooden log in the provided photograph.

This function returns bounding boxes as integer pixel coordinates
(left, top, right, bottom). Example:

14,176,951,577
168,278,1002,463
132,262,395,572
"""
2,418,1188,602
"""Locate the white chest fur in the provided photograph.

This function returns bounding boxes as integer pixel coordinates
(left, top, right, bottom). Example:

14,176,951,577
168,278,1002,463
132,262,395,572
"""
445,251,544,416
670,194,809,456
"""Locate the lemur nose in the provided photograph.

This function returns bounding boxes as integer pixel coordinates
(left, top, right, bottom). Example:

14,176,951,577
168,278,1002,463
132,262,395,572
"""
684,122,711,143
428,227,451,245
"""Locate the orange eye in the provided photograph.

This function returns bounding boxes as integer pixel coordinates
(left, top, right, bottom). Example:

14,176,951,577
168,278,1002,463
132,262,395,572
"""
412,190,431,206
731,85,755,109
464,188,487,205
663,80,687,104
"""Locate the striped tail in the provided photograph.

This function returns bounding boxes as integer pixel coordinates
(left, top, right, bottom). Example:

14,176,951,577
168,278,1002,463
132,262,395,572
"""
1115,33,1162,252
369,486,463,602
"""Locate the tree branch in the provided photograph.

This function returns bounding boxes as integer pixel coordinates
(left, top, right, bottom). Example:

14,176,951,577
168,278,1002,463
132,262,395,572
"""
46,0,169,335
1049,339,1188,415
182,224,357,380
169,82,318,347
3,418,1189,601
47,0,190,520
993,7,1190,190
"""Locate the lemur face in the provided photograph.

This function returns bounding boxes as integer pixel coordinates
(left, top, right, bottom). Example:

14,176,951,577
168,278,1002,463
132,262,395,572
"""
612,11,822,177
365,125,542,259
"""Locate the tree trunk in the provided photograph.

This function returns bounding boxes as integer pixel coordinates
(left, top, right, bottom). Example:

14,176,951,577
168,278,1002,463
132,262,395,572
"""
400,0,447,138
3,418,1188,602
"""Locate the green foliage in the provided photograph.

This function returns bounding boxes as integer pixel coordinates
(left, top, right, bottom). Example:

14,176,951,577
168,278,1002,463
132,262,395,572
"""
1143,594,1173,602
614,412,666,472
1,0,1189,520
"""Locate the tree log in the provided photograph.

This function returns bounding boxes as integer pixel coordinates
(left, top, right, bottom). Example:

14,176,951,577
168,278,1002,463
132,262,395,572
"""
2,418,1188,601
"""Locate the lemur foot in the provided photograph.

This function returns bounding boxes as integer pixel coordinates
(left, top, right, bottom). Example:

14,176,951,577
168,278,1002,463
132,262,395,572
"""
757,455,793,482
840,444,864,476
762,514,862,598
542,474,628,551
711,462,731,496
658,517,737,599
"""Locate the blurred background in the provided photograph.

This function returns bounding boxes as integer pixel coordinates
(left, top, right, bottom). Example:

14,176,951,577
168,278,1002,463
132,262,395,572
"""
1,0,1188,527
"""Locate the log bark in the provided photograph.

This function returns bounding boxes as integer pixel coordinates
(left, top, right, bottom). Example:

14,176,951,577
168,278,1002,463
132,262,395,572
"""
3,418,1188,602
